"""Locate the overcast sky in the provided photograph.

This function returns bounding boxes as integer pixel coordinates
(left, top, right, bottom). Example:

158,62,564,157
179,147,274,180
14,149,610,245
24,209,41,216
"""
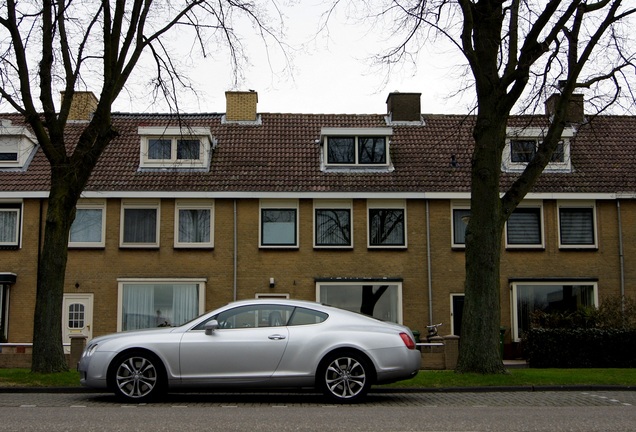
112,2,473,116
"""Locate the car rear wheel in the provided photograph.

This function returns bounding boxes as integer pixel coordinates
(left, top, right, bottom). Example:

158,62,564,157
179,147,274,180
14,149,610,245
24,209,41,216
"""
318,351,372,403
109,351,165,403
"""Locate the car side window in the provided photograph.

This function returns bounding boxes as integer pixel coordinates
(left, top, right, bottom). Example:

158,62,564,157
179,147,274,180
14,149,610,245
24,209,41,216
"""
288,307,328,326
192,305,294,330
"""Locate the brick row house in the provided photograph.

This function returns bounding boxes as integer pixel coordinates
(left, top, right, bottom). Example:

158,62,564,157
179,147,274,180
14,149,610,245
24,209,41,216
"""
0,90,634,358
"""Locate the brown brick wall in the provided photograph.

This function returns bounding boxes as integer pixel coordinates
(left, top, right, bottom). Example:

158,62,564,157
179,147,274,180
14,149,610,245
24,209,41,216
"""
2,196,633,345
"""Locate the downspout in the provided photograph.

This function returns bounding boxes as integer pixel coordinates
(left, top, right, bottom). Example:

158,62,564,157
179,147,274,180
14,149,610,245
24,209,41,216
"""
426,200,433,325
233,199,238,302
617,200,625,312
37,199,44,271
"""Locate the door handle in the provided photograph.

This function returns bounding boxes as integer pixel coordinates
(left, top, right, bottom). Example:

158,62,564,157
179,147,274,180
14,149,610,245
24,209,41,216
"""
268,334,286,340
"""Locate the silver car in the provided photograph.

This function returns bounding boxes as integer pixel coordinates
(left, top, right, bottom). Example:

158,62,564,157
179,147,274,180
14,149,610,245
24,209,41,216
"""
78,299,420,403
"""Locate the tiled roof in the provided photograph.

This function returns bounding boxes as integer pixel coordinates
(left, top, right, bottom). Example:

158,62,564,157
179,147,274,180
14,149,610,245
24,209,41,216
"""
1,111,635,195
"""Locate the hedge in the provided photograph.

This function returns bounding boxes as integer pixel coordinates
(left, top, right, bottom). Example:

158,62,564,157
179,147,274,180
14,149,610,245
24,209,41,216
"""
524,328,636,368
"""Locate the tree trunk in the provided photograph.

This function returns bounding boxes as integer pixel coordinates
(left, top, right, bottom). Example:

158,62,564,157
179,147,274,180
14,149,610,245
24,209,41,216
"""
456,112,508,374
31,182,77,373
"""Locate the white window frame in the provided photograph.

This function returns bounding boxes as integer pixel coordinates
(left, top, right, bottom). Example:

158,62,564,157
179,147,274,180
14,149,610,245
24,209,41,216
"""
316,280,404,324
0,202,22,247
313,200,353,249
259,199,299,249
174,199,214,248
502,127,574,173
69,200,106,248
321,127,393,168
510,281,598,341
505,201,545,249
116,278,206,332
451,201,471,248
0,121,38,169
138,126,212,169
120,200,161,248
557,201,598,249
367,199,407,248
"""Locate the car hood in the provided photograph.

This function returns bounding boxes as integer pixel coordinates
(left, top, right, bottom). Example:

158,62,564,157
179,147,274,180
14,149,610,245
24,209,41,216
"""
87,326,178,346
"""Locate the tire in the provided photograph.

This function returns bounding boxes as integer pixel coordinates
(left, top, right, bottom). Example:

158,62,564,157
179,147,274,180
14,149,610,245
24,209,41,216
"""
318,351,372,403
108,350,165,403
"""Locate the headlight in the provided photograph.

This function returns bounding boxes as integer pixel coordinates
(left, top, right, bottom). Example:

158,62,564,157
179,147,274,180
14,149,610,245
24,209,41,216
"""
82,343,99,358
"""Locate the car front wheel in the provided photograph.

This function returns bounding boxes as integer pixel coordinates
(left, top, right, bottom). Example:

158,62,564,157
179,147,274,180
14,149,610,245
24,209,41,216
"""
318,351,372,403
109,351,165,403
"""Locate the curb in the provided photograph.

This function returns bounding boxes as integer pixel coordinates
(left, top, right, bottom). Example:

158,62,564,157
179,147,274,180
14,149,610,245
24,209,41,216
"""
1,385,634,394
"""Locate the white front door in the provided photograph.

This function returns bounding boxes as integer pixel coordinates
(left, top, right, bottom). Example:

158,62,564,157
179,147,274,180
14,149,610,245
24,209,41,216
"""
62,293,94,353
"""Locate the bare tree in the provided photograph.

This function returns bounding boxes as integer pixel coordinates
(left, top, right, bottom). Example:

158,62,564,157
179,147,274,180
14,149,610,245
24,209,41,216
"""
333,0,636,373
0,0,286,373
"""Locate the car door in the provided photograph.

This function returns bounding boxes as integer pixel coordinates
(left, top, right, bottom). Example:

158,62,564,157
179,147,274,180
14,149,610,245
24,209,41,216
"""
178,304,292,384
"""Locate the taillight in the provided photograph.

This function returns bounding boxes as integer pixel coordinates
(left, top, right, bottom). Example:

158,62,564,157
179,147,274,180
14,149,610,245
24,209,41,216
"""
399,332,416,350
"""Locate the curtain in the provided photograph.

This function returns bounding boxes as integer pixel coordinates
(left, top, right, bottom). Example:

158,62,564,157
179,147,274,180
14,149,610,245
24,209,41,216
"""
507,209,541,244
369,209,404,245
179,209,210,243
122,285,155,330
315,209,350,245
560,208,594,245
172,284,198,325
0,210,17,243
70,209,102,243
123,208,157,243
262,209,296,245
453,209,470,245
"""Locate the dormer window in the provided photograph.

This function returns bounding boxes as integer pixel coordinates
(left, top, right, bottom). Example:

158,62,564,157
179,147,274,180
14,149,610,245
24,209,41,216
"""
321,127,392,170
138,126,213,170
0,120,38,170
503,127,573,173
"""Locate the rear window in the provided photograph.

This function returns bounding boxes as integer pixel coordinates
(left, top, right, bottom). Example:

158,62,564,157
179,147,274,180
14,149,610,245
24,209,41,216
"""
288,307,328,326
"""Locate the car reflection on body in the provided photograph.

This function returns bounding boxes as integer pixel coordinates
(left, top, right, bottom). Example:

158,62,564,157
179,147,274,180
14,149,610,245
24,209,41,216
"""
78,299,420,403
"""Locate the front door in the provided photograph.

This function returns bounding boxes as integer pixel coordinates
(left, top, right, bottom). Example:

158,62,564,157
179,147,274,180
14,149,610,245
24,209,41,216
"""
62,294,94,353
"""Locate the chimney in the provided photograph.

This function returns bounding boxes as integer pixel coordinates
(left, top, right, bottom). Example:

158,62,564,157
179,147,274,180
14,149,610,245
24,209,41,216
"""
386,92,421,122
61,91,98,121
545,93,584,123
225,90,258,122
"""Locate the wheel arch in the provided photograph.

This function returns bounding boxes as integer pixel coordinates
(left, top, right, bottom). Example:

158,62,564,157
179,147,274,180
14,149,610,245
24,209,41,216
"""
315,347,378,385
106,347,168,392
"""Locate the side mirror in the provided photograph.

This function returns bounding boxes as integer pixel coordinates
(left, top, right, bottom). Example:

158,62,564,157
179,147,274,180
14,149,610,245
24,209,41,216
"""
204,320,219,335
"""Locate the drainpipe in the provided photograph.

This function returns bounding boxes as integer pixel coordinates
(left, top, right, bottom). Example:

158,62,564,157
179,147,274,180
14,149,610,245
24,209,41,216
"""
426,200,433,325
617,200,625,313
233,199,238,302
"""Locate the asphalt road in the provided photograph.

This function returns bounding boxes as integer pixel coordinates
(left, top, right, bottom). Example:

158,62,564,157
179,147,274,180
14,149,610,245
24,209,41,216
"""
0,390,635,431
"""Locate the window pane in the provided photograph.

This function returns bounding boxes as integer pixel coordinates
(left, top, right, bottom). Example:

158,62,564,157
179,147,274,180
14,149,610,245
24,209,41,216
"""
68,303,85,329
560,207,594,245
148,139,171,160
177,139,200,160
178,209,211,243
70,208,103,243
315,209,351,246
369,209,404,246
261,209,296,246
0,152,18,161
327,137,355,164
359,137,386,164
123,208,157,243
0,209,18,244
511,140,536,162
507,208,541,245
320,284,399,322
515,284,595,338
288,307,328,326
122,283,199,330
550,141,565,162
453,209,471,245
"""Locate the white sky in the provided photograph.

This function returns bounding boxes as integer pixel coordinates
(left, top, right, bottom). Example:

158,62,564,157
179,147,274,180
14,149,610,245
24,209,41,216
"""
112,2,474,115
